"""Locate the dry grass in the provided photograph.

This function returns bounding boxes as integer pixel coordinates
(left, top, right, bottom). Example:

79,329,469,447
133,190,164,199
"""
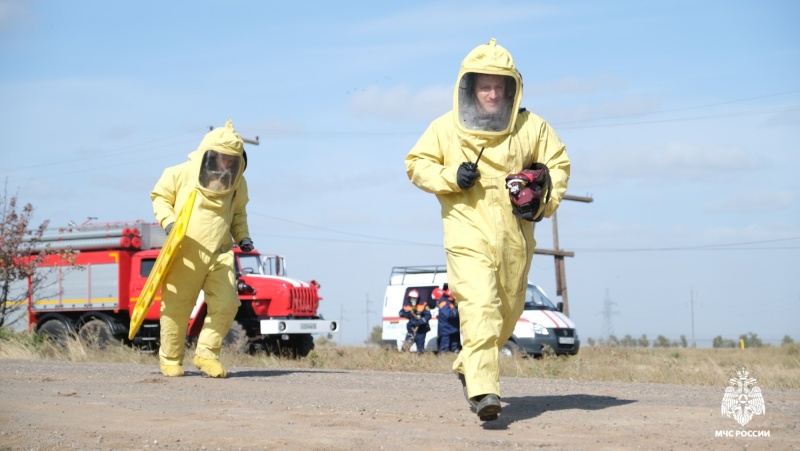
1,331,798,390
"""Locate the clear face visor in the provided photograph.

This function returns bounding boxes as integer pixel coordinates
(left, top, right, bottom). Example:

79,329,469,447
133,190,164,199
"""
457,72,517,133
199,150,242,193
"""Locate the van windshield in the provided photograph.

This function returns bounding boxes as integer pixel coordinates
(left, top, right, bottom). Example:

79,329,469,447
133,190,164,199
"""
524,285,557,311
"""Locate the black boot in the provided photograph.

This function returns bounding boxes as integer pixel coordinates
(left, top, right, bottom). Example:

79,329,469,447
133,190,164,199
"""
456,372,477,412
474,394,501,421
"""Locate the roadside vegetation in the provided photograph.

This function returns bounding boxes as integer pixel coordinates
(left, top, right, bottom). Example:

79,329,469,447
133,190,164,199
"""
1,327,798,390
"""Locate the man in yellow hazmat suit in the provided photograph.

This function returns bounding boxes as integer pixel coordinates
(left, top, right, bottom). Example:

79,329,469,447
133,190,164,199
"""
151,119,254,378
406,39,570,420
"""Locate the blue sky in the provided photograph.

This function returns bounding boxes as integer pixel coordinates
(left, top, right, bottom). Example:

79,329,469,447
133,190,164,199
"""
1,1,798,346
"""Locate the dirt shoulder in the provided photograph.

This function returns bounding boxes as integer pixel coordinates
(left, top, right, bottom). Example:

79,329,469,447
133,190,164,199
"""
0,359,797,450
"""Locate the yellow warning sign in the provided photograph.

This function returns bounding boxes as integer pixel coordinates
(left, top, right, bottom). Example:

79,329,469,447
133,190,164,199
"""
128,189,197,340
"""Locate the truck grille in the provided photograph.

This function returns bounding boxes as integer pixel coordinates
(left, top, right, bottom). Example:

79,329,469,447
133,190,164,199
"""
290,287,319,315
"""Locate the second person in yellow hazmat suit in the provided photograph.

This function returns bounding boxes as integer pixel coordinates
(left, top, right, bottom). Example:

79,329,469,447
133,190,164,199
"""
151,119,254,378
405,39,570,420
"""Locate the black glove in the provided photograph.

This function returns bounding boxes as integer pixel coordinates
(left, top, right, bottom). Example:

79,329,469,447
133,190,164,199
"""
165,223,174,235
512,207,537,222
457,162,480,190
239,237,254,252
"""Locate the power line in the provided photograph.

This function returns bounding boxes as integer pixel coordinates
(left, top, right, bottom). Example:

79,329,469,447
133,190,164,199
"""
3,130,204,173
250,211,440,247
251,211,800,252
584,246,800,252
576,236,800,253
250,233,441,247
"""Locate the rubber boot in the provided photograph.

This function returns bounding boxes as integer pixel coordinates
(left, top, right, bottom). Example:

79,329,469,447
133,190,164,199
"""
193,355,227,378
160,364,185,377
456,372,478,412
474,394,502,421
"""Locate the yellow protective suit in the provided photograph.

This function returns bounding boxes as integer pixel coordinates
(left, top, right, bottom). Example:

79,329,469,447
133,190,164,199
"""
406,39,570,400
151,120,251,378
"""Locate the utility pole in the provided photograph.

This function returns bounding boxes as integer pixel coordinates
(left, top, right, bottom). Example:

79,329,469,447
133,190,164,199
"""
365,293,371,341
339,303,345,345
534,193,593,317
690,287,696,348
551,211,569,316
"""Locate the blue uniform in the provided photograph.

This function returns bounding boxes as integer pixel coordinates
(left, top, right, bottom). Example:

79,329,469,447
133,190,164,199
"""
437,296,461,352
400,300,431,353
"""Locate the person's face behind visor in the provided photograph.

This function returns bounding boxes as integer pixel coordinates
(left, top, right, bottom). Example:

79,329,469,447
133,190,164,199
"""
474,74,507,114
199,150,242,193
456,71,517,134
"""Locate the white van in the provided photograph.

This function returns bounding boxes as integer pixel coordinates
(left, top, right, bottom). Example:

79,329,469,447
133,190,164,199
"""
381,265,580,356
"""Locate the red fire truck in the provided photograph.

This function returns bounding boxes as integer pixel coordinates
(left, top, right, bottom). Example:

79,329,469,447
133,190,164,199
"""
21,220,337,357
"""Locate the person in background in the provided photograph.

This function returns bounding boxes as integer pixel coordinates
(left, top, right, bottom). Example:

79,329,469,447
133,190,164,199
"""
399,289,431,353
405,39,570,421
151,119,254,378
436,288,461,353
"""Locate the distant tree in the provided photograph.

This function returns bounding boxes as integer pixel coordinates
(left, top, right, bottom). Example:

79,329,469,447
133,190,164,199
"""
782,335,794,345
679,335,688,348
653,335,671,348
316,334,337,347
620,334,637,347
365,325,383,345
603,335,619,347
637,334,649,348
0,183,75,328
712,335,736,348
740,332,763,348
586,337,596,346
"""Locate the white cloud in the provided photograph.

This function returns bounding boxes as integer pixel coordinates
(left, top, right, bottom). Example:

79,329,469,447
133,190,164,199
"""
347,84,451,122
529,74,629,96
544,95,663,124
702,189,796,213
583,141,766,180
763,108,800,127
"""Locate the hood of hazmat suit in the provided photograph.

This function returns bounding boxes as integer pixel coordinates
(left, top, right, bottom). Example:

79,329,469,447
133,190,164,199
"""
454,38,523,138
405,39,570,400
194,120,245,197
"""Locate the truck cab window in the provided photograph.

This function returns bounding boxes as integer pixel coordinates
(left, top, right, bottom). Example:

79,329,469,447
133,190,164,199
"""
238,255,260,275
141,259,156,278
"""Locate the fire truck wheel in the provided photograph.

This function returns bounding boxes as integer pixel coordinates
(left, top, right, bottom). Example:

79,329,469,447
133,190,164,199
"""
222,321,249,354
292,334,315,358
258,335,314,359
78,318,118,349
37,316,75,345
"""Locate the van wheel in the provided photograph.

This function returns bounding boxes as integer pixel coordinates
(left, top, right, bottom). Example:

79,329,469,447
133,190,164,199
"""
500,340,522,357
